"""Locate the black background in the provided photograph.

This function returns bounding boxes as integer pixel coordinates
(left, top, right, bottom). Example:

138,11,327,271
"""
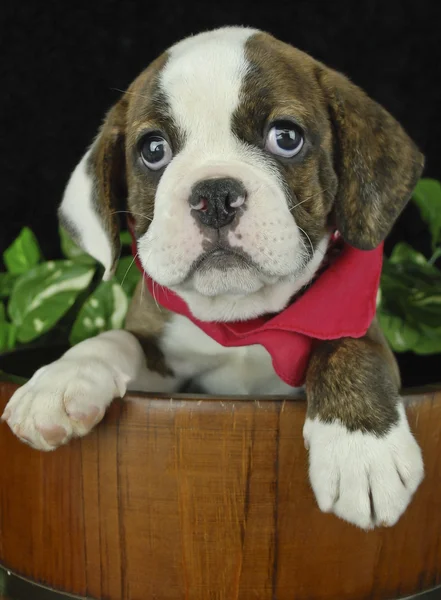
1,0,440,383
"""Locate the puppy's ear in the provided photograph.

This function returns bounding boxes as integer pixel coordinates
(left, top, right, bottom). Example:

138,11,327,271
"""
318,66,424,250
58,96,128,279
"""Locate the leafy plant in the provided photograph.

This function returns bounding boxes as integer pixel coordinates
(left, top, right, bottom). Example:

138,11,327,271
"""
0,227,141,353
377,178,441,354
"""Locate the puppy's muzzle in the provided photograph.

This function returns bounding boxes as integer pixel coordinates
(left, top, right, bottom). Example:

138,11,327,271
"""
190,177,246,229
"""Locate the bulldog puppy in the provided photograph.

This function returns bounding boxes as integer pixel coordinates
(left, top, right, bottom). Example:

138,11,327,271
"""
2,27,425,529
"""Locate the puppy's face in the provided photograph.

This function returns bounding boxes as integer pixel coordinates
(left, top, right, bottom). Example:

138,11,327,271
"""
126,29,336,302
126,29,336,303
60,27,424,321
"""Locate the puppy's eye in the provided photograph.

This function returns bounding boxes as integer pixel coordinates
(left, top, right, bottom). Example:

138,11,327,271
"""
265,121,304,158
139,134,172,170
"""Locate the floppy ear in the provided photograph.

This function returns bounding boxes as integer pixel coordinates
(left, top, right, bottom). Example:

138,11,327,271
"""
318,66,424,250
58,96,128,279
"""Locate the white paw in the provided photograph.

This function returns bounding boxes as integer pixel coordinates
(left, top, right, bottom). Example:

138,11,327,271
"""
2,357,129,451
303,404,424,529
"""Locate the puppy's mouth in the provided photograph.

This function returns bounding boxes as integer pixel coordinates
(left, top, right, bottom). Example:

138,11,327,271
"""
190,245,254,275
179,244,279,297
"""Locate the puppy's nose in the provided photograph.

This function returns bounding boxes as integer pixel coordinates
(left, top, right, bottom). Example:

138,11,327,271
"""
189,178,246,229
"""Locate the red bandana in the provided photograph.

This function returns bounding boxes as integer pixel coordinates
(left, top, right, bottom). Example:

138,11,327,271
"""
129,225,383,387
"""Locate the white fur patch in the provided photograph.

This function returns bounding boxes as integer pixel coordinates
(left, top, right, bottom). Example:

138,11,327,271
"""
175,233,330,321
59,149,114,280
303,403,424,529
139,28,264,295
165,26,257,135
1,330,172,451
160,313,302,395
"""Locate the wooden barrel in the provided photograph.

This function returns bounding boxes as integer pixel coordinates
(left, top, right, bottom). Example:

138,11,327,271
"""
0,380,440,600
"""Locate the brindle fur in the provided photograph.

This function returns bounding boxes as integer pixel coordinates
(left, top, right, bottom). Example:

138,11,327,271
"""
234,34,338,254
82,31,424,436
124,278,173,377
306,319,402,435
235,33,424,254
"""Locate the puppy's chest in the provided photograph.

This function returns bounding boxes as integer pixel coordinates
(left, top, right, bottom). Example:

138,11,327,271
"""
160,314,300,395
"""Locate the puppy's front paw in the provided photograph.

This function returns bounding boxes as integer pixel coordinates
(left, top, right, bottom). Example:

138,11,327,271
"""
303,404,424,529
2,358,128,451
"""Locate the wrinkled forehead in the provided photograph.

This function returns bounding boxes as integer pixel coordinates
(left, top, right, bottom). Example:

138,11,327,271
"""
126,28,322,143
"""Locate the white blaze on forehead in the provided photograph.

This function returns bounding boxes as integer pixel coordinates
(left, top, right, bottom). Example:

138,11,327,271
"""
160,27,258,147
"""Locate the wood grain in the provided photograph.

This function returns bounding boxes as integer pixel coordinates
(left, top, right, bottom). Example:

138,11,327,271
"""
0,381,440,600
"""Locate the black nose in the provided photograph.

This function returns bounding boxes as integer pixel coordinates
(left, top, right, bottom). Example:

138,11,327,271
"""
189,177,246,229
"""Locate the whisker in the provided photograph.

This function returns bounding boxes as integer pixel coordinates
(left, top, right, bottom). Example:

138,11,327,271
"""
240,183,332,215
110,209,154,223
120,253,137,288
299,240,314,272
289,196,313,212
289,188,332,212
151,280,160,311
139,274,146,306
138,232,160,249
297,226,314,258
136,239,162,312
110,87,151,101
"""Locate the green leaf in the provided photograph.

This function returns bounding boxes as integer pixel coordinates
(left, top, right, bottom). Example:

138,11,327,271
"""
69,281,128,345
8,261,95,343
386,243,440,283
0,301,18,350
0,370,27,385
389,242,429,267
378,309,441,355
3,227,42,274
412,178,441,250
412,323,441,354
377,312,420,353
59,226,96,265
0,272,18,299
379,245,441,354
115,255,141,297
429,247,441,265
0,320,17,352
119,230,132,246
